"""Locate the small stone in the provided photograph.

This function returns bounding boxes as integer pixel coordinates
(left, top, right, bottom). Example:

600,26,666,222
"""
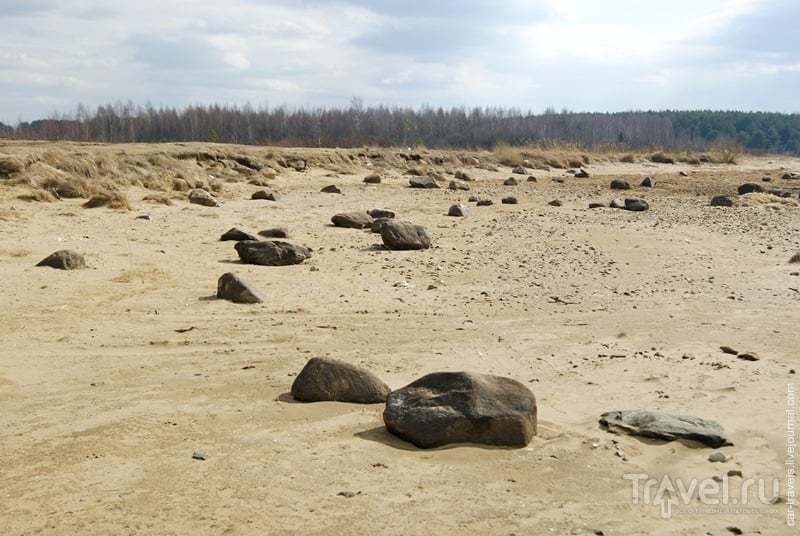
610,179,630,190
337,491,357,498
574,168,590,178
258,226,289,239
476,199,493,206
251,189,280,201
588,203,604,209
504,177,518,186
708,451,727,462
36,250,87,270
710,195,734,207
527,176,537,182
720,346,738,355
501,196,518,204
449,180,470,191
624,198,649,212
727,469,743,478
511,166,527,175
737,183,763,195
321,184,341,194
448,203,470,217
188,188,219,207
737,351,760,361
548,199,562,207
192,451,209,461
640,177,656,187
363,173,381,184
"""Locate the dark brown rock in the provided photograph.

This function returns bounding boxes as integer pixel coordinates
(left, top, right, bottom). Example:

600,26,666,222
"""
331,212,374,229
251,190,280,201
447,203,470,217
291,357,391,403
220,228,257,242
235,240,311,266
409,176,440,189
383,371,538,448
380,221,431,250
216,272,263,304
36,250,86,270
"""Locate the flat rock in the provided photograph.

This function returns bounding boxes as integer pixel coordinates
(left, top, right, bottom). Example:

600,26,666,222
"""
235,240,311,266
258,226,289,239
188,188,220,207
36,249,86,270
599,409,731,448
383,371,537,448
220,228,257,241
216,272,264,304
380,221,431,250
251,189,280,201
332,212,374,229
409,176,440,189
291,357,391,403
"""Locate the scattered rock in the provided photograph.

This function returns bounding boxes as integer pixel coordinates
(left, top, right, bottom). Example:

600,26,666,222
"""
588,203,605,209
504,177,518,186
609,198,626,209
367,208,395,219
449,180,470,191
188,188,220,207
383,371,537,448
363,173,381,184
737,183,764,195
220,228,257,242
235,240,311,266
36,250,87,270
476,199,494,206
409,176,440,189
216,272,264,304
599,409,731,448
331,212,374,229
501,196,518,205
448,203,470,217
511,166,527,175
624,198,649,212
380,221,432,250
710,195,734,207
454,170,474,181
291,357,391,403
320,184,341,194
574,168,590,178
251,189,280,201
720,346,738,355
708,451,727,462
610,179,630,190
737,351,760,362
640,177,656,187
548,199,563,207
258,226,289,239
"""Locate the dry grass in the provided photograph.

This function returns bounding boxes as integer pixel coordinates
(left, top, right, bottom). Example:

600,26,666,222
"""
17,189,59,202
111,267,170,283
142,193,174,206
649,151,675,164
737,193,800,207
83,189,133,210
704,142,743,164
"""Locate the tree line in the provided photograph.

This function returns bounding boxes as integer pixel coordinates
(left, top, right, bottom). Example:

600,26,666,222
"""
2,101,799,153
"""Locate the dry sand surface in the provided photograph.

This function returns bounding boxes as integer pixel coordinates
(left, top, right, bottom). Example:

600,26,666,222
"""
1,141,799,535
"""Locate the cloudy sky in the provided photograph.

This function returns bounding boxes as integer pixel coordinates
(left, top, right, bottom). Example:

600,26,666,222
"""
1,0,798,124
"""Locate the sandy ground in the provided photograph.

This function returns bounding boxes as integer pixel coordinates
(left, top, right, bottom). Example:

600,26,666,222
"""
1,142,798,535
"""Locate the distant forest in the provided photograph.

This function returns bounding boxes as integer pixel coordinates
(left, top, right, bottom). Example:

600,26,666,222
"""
2,101,799,153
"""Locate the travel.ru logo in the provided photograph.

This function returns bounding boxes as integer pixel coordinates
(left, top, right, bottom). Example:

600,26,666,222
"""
623,473,781,519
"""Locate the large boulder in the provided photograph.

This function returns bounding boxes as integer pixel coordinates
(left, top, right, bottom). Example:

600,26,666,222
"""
383,372,538,448
599,410,731,448
331,212,374,229
380,221,432,250
235,240,311,266
36,250,86,270
216,272,263,303
291,357,391,403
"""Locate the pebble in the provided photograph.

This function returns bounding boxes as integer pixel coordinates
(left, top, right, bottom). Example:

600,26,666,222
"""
708,451,727,463
192,451,209,461
337,490,358,498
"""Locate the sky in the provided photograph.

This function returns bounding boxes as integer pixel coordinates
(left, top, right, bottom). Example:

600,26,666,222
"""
1,0,799,124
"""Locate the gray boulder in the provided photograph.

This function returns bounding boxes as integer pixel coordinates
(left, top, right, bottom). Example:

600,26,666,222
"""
599,409,731,448
331,212,374,229
291,357,391,403
216,272,263,303
235,240,311,266
36,250,86,270
380,221,431,250
449,180,470,191
624,198,649,212
447,203,470,217
383,371,538,448
251,189,280,201
189,188,220,207
409,176,440,189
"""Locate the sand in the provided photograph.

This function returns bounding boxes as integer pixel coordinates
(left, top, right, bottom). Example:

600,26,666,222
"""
0,141,798,535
